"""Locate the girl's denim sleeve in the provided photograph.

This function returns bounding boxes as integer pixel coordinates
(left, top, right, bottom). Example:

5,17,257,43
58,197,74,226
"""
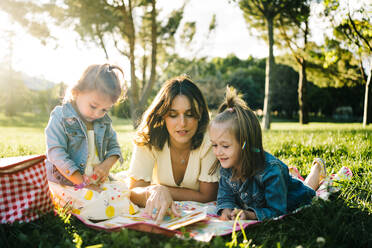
216,171,239,215
45,110,79,177
103,125,123,164
248,165,288,221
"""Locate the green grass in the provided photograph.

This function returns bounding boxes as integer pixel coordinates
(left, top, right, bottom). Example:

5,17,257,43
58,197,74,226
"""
0,113,371,248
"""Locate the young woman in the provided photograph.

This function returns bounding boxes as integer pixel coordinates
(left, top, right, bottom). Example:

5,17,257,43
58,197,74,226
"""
128,76,219,223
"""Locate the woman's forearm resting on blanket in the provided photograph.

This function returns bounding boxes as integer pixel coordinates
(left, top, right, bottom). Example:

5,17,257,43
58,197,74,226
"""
167,181,218,203
129,178,218,207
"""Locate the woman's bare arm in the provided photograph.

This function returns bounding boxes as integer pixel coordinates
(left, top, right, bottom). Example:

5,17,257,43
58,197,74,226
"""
128,178,150,207
167,181,218,203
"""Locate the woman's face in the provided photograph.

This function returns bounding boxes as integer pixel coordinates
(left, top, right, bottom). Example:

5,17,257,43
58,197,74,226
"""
164,95,199,148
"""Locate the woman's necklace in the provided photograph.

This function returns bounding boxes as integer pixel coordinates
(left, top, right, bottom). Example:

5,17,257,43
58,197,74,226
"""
171,146,190,166
180,152,189,165
180,149,190,165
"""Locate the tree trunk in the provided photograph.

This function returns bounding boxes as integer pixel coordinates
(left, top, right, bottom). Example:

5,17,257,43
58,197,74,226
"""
126,0,140,127
363,65,371,127
299,20,309,125
298,59,309,124
139,0,157,111
262,17,275,130
129,36,141,127
141,55,147,89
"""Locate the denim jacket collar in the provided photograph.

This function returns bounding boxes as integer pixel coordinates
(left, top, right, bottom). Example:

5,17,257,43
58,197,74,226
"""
62,102,112,124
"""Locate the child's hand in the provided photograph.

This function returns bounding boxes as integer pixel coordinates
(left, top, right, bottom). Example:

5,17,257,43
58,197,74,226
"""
220,208,233,220
86,184,103,192
230,208,244,220
230,208,257,220
93,156,119,184
93,162,111,183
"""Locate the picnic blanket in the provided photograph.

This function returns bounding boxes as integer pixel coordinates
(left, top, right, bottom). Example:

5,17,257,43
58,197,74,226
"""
72,166,352,242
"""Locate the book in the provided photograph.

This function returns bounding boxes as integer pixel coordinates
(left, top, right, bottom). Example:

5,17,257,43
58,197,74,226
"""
74,201,208,231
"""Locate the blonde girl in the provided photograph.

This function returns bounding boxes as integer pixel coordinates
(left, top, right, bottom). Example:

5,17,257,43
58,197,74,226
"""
209,87,326,221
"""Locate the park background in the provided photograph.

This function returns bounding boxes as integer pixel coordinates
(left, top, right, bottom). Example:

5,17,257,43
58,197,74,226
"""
0,0,371,247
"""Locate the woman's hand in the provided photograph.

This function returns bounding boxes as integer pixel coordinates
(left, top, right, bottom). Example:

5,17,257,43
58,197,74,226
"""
144,185,180,224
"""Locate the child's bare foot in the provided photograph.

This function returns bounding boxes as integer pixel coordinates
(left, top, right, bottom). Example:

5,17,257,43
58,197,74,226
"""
312,158,327,183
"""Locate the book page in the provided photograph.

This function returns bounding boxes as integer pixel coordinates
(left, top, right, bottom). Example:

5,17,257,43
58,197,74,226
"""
77,201,207,230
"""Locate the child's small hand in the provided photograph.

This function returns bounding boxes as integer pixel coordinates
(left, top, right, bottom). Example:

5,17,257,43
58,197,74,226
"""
93,162,111,183
220,208,233,220
230,208,257,220
230,208,245,220
93,156,118,183
86,184,103,192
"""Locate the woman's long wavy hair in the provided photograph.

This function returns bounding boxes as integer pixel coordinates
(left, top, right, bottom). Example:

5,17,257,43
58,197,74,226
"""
134,75,210,150
209,87,265,180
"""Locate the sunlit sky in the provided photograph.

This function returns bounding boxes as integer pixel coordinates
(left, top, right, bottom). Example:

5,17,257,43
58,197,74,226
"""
0,0,345,86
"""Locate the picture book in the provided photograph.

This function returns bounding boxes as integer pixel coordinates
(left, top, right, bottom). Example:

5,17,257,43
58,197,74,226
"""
75,201,208,231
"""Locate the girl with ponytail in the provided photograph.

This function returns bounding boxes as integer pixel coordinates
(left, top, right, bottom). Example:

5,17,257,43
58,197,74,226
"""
209,87,326,221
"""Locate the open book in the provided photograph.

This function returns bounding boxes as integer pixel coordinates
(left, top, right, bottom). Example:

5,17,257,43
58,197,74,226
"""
75,200,259,241
75,201,208,231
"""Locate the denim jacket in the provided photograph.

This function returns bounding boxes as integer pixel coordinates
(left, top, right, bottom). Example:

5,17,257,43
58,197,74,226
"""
45,102,123,185
217,152,315,221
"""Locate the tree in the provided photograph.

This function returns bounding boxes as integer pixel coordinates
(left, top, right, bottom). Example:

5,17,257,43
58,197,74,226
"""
323,0,372,127
0,0,187,127
161,54,266,111
271,64,299,118
236,0,305,129
0,24,31,116
32,83,66,114
55,0,162,127
276,0,311,124
0,70,31,116
0,1,51,44
279,40,366,120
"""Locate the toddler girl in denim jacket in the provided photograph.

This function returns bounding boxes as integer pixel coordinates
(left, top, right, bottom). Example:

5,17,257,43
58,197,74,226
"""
45,64,138,219
209,87,326,221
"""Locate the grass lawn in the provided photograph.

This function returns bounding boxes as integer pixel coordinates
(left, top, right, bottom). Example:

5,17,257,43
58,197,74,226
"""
0,112,371,247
